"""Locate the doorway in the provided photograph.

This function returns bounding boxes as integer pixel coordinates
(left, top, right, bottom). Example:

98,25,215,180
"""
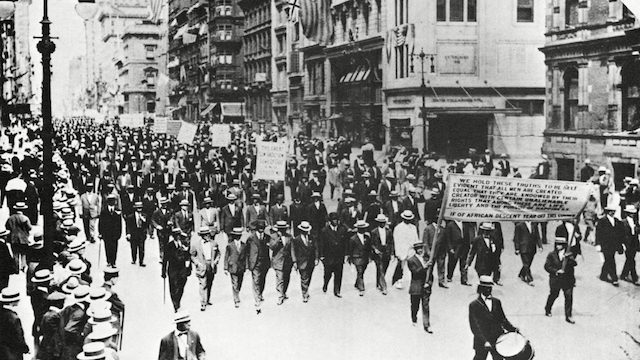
556,158,575,181
428,114,489,159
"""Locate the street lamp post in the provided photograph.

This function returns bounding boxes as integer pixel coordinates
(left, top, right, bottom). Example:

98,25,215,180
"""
410,48,436,153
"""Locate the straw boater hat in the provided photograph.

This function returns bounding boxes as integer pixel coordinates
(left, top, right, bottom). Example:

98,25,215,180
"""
478,275,494,287
31,269,53,284
76,342,107,360
368,190,377,197
89,287,111,303
159,197,169,205
198,227,210,235
73,285,91,303
298,221,312,232
62,277,80,295
311,192,322,199
0,287,21,304
604,204,617,212
87,306,116,325
226,193,237,201
624,205,637,214
86,323,118,342
230,227,243,236
203,197,212,204
554,237,567,244
13,202,27,210
179,200,189,206
389,190,399,198
375,214,387,223
66,259,88,275
354,220,369,229
133,201,143,209
479,222,495,231
400,210,414,221
67,238,87,253
412,242,423,250
174,311,191,324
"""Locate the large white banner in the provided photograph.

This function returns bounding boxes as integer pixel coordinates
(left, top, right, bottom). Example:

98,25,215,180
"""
442,174,591,222
254,140,288,181
153,116,169,133
119,114,145,128
209,124,231,147
176,121,198,144
166,120,182,137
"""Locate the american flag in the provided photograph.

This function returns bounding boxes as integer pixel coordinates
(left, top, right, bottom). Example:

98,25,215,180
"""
286,0,300,23
147,0,163,24
300,0,332,44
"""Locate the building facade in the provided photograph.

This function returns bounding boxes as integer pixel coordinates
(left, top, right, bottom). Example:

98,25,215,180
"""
239,0,272,125
384,0,546,162
540,0,640,185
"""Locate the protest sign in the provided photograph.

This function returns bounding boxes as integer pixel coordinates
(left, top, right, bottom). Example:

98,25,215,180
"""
153,116,168,133
166,120,182,137
442,174,590,222
119,114,144,128
176,121,198,144
254,140,288,181
209,124,231,147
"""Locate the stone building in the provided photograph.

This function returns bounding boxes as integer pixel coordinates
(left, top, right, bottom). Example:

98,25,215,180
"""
540,0,640,185
384,0,546,162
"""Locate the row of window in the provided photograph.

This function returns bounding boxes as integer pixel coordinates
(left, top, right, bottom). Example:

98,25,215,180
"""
243,32,271,56
394,0,535,24
245,3,270,28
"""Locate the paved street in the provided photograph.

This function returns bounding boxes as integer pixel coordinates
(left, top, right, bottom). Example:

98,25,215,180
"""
6,187,640,360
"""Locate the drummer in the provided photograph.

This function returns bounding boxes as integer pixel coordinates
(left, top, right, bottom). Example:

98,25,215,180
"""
469,275,518,360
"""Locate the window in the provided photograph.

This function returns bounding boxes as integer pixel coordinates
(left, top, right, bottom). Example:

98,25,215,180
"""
450,0,464,21
145,70,156,85
147,99,155,113
218,51,232,64
517,0,534,22
308,61,324,95
437,0,446,21
395,44,409,79
508,99,544,116
467,0,477,22
563,68,578,130
216,25,232,40
622,62,640,131
565,0,579,26
437,0,476,22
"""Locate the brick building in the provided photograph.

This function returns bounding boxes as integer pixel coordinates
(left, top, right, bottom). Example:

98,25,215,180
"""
540,0,640,185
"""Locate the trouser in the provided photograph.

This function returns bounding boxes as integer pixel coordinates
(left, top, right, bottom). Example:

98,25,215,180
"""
494,250,502,283
374,255,390,291
147,219,155,237
251,262,269,304
410,290,431,328
130,238,145,264
275,265,292,299
158,234,169,261
621,252,638,282
198,262,215,306
538,222,548,243
473,347,503,360
447,249,469,284
82,217,98,242
354,262,368,291
104,238,118,266
0,275,8,291
230,273,244,304
299,266,314,297
392,259,408,285
545,285,573,318
323,261,343,295
519,253,534,282
600,252,618,283
169,272,188,311
435,252,446,285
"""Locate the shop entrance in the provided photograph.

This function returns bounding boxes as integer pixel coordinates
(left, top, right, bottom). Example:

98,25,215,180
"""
428,114,489,159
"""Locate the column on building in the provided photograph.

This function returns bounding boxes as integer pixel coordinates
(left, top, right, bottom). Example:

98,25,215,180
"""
577,0,588,24
552,0,561,29
577,62,589,129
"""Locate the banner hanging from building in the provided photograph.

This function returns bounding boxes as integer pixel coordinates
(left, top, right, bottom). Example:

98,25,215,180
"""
442,174,591,222
153,116,168,133
254,140,288,181
209,124,231,147
176,121,198,144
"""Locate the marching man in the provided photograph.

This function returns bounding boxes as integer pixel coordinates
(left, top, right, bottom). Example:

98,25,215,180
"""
190,227,220,311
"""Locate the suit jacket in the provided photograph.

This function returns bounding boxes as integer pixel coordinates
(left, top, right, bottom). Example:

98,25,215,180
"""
120,192,138,216
158,330,206,360
190,236,221,277
513,222,542,254
423,198,441,224
402,196,421,223
291,234,318,270
340,208,363,231
289,203,306,229
0,241,17,278
98,208,123,242
142,194,158,216
246,232,271,270
5,213,31,245
370,227,394,259
269,204,289,224
319,225,347,264
383,200,403,228
348,233,372,266
468,296,515,349
466,236,499,274
162,239,191,278
595,216,625,254
544,250,576,289
80,192,101,219
421,223,442,259
268,233,293,270
224,240,247,274
152,208,174,238
172,210,194,236
246,205,268,228
407,254,429,295
378,180,393,204
220,204,243,234
622,218,640,254
306,202,328,233
125,213,148,241
199,207,219,232
0,307,29,360
444,221,476,254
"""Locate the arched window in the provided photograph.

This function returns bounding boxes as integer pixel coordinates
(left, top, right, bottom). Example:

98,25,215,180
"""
563,67,578,130
622,61,640,131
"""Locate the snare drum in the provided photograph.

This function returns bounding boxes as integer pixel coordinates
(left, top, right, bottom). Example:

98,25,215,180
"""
495,332,534,360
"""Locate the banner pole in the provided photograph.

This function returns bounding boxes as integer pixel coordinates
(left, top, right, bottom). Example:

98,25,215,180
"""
426,174,450,282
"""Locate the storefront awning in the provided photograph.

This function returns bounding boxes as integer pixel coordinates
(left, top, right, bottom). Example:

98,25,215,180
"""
220,102,246,117
424,106,522,115
340,65,372,83
200,103,218,116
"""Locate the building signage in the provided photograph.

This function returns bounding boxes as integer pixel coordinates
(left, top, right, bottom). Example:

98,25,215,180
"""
437,42,477,75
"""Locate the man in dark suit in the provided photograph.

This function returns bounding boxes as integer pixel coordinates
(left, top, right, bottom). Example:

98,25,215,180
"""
408,242,433,334
269,221,294,305
29,269,52,346
0,287,30,360
620,205,639,284
371,214,394,295
596,205,625,286
544,236,577,324
579,159,594,182
383,191,403,228
158,312,206,360
319,213,347,297
497,154,510,177
152,197,174,262
402,187,422,226
246,221,270,314
176,182,195,209
423,188,442,225
120,185,138,217
466,223,500,281
422,219,446,288
513,221,543,285
348,220,372,296
378,173,394,204
245,194,269,230
172,200,194,238
220,194,243,238
306,192,328,237
289,197,305,236
126,202,148,267
224,228,247,308
444,220,476,285
269,194,288,224
162,229,192,312
292,222,319,303
491,222,505,285
469,276,517,360
99,195,123,268
0,229,17,290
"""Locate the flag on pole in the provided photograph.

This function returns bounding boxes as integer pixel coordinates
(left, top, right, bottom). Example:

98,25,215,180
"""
621,0,640,18
148,0,164,24
286,0,300,23
300,0,333,44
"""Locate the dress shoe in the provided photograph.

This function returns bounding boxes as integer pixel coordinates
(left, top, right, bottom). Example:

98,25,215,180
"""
277,298,284,305
461,282,472,286
284,295,289,300
322,285,328,293
131,261,136,265
303,297,309,303
446,278,452,283
207,301,213,305
438,283,448,289
424,326,433,334
139,263,146,267
545,310,552,317
412,322,417,327
334,293,342,298
612,281,620,287
234,303,240,308
381,290,388,295
256,308,262,315
200,305,206,311
526,281,535,287
359,291,364,297
565,317,575,324
495,280,503,286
